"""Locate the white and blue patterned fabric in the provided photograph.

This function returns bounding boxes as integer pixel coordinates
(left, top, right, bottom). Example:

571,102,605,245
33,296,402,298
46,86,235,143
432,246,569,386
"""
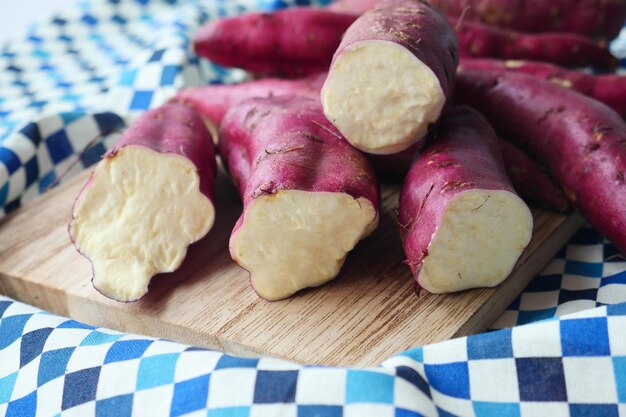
2,0,626,416
1,296,625,417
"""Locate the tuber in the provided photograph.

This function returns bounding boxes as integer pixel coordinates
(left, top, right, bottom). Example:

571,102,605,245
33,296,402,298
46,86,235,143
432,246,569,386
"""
169,74,326,130
219,96,379,301
322,0,458,155
69,104,216,302
451,18,618,69
398,106,533,293
430,0,626,41
193,8,356,77
459,58,626,117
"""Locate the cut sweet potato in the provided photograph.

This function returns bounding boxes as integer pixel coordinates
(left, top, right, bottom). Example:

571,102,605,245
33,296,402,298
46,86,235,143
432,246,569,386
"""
219,96,379,300
399,106,533,293
321,0,458,155
69,104,216,301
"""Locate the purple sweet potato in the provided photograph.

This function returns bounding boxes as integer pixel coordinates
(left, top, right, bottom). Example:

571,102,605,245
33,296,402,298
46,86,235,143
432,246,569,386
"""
321,0,459,155
193,8,357,77
430,0,626,40
459,58,626,117
398,106,533,293
169,73,326,130
219,96,379,300
456,70,626,254
497,137,570,213
451,18,618,68
69,104,216,302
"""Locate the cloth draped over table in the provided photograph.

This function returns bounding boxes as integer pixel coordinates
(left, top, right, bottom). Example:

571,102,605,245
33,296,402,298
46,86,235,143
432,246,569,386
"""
0,0,626,416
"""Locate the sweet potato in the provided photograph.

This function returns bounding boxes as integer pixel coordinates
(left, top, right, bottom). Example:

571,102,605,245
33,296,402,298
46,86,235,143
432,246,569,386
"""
497,138,570,213
456,70,626,254
193,8,357,77
69,104,216,302
169,74,326,130
322,0,458,155
459,58,626,117
398,106,533,293
451,18,618,69
430,0,626,40
219,96,379,301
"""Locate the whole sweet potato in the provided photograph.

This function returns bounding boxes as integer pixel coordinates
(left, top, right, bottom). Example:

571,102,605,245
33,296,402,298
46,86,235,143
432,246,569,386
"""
430,0,626,40
399,106,533,293
456,70,626,254
452,18,618,69
219,96,379,301
459,58,626,117
193,8,356,77
69,104,216,302
169,74,326,130
322,0,459,155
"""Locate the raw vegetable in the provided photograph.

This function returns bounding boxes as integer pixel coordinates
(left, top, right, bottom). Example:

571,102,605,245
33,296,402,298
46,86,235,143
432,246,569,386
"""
219,96,379,301
452,19,618,69
398,106,533,293
456,70,626,255
459,58,626,117
193,8,356,77
69,104,216,302
169,73,326,131
321,0,458,154
429,0,626,40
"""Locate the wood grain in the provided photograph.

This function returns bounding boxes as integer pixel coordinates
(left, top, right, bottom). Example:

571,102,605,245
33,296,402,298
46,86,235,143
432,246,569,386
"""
0,169,584,367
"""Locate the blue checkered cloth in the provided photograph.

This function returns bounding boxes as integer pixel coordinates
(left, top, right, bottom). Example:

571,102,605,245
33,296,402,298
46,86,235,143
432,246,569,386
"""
2,0,626,415
1,296,625,417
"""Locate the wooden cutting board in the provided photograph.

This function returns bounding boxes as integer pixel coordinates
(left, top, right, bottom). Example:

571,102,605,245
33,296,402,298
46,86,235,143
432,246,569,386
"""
0,169,584,367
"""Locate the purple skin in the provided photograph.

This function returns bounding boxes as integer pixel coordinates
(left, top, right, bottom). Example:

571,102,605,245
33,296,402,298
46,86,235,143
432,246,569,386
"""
450,18,618,69
193,8,357,77
332,0,459,111
218,95,379,213
459,58,626,117
497,137,570,213
456,70,626,255
371,133,570,212
69,104,217,301
169,74,326,128
430,0,626,40
398,106,519,284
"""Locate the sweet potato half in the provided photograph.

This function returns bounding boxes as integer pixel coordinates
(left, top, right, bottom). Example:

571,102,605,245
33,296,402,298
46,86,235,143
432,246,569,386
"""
219,96,379,300
69,104,216,302
321,0,458,155
399,106,533,293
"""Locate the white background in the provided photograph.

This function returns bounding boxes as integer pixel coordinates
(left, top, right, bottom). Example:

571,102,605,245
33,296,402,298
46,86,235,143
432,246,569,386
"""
0,0,69,44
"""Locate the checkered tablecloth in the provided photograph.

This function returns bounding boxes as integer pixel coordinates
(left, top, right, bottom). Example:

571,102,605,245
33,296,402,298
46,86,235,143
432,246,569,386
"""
1,0,626,416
